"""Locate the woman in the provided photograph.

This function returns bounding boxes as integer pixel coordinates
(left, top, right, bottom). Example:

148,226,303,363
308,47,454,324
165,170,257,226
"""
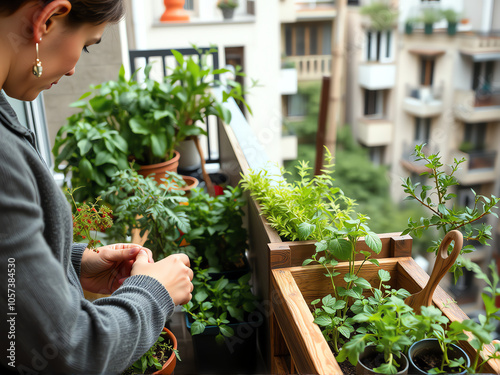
0,1,194,374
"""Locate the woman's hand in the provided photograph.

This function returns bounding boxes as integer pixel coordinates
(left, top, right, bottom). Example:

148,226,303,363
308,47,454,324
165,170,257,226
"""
80,243,154,295
131,251,194,305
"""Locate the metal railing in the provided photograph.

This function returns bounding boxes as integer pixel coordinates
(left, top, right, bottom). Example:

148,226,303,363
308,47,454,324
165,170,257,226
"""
129,48,221,166
466,150,497,171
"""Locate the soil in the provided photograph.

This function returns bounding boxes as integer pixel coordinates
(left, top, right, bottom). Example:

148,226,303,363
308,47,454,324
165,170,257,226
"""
339,360,357,375
413,348,464,374
360,350,387,370
121,343,173,375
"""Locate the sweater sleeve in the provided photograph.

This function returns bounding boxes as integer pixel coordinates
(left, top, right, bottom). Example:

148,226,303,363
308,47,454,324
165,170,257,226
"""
71,243,87,278
0,131,175,374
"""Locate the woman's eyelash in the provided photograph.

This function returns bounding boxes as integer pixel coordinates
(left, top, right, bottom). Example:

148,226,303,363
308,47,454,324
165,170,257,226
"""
83,46,90,53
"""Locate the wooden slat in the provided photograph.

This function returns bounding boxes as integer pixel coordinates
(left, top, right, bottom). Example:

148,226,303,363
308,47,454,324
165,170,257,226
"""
272,269,342,374
273,356,290,375
269,233,413,270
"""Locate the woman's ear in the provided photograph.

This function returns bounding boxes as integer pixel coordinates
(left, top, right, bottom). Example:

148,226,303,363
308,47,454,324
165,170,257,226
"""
32,0,72,42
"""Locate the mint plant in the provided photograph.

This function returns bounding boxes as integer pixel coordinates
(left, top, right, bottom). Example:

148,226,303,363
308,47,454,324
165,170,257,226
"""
240,149,355,241
182,258,257,344
102,168,191,260
337,294,417,374
401,144,499,281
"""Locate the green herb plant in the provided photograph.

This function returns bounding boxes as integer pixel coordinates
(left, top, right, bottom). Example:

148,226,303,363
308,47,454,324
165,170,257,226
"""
240,149,355,241
359,1,399,31
448,259,500,373
401,144,499,281
102,168,191,260
331,270,412,374
182,186,248,272
303,215,382,353
126,330,180,374
182,258,257,344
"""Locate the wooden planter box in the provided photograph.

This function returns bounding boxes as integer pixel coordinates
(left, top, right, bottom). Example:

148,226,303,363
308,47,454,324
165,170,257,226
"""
270,257,500,374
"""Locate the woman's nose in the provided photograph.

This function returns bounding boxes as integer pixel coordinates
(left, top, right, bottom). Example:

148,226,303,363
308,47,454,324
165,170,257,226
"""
65,67,76,76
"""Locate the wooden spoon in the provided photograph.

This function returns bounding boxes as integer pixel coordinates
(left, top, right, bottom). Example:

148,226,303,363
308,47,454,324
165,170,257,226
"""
404,230,463,314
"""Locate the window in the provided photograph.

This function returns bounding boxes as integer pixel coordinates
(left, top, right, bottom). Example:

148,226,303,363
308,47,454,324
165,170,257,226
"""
183,0,194,10
4,92,52,168
457,185,481,209
369,146,384,165
414,117,431,144
284,21,332,57
420,58,435,86
365,30,394,63
364,89,384,117
472,61,494,92
287,93,308,117
464,123,487,151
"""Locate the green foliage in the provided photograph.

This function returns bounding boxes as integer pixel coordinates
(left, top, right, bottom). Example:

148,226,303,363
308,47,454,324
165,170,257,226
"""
127,330,180,374
101,168,191,260
449,259,500,373
182,258,257,344
182,186,248,272
217,0,238,9
336,271,414,374
360,1,399,31
441,8,460,23
420,8,443,24
401,144,499,281
240,149,355,241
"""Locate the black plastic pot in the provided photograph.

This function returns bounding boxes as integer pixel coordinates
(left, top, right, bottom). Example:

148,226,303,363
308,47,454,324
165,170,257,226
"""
185,312,263,374
221,8,234,20
208,255,250,281
408,339,470,375
356,346,409,375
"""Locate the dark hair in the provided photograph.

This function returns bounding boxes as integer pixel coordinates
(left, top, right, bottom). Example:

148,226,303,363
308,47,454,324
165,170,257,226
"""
0,0,124,25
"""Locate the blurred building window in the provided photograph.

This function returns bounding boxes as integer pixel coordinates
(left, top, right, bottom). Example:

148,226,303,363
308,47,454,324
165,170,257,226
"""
464,123,487,151
284,22,333,56
287,93,308,117
366,30,393,63
414,117,431,145
364,89,384,118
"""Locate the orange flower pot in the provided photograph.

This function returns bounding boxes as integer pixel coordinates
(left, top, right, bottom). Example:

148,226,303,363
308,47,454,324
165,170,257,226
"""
137,151,180,185
161,0,190,22
153,328,178,375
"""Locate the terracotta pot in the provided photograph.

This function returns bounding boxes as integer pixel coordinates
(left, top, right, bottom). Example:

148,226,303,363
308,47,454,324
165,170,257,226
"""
356,346,409,375
179,175,199,192
137,151,180,185
153,328,178,375
161,0,190,22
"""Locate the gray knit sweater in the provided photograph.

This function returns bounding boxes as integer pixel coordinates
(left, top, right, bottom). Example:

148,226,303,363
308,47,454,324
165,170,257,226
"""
0,93,174,374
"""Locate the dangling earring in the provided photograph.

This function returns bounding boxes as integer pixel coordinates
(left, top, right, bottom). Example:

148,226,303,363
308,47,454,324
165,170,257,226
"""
32,41,43,78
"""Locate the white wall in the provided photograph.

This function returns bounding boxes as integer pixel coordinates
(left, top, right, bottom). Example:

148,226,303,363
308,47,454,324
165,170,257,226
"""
133,0,283,163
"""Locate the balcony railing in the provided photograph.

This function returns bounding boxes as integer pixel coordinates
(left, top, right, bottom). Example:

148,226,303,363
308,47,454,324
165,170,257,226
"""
284,55,331,81
454,88,500,122
358,63,396,90
356,117,393,147
459,33,500,53
403,84,443,117
453,150,498,185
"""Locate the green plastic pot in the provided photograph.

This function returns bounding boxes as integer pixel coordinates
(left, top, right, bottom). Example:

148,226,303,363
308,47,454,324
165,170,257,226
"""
424,23,434,35
448,22,457,35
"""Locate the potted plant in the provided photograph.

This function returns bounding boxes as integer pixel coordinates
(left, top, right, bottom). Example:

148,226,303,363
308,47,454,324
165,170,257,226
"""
102,168,191,260
441,8,460,35
405,17,418,35
123,328,180,375
420,8,443,34
217,0,238,20
52,65,179,202
181,185,249,276
359,1,399,31
182,259,262,374
408,306,470,374
167,47,254,196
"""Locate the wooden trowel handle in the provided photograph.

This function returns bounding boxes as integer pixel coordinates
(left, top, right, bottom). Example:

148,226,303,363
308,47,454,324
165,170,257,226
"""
420,230,463,307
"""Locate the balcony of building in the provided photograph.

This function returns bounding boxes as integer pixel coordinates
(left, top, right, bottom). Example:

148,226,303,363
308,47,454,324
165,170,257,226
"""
358,63,396,90
459,32,500,55
400,143,437,174
283,55,331,81
280,0,336,23
403,84,444,118
356,117,393,147
453,87,500,123
452,149,498,185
